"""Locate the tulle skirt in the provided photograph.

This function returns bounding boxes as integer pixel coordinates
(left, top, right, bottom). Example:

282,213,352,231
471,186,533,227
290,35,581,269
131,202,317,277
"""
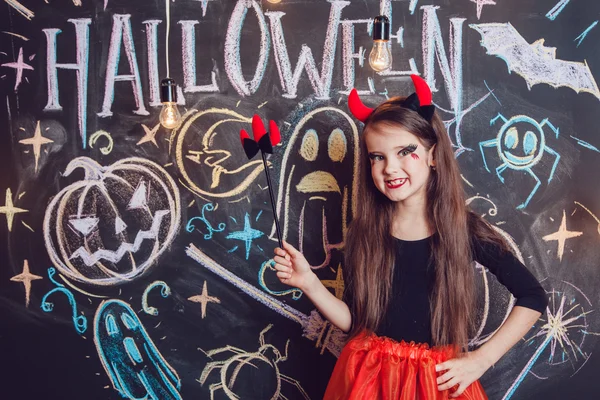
323,333,487,400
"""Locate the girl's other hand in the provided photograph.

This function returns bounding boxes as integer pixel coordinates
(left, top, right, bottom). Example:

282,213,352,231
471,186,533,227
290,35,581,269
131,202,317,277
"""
273,240,316,292
435,350,492,398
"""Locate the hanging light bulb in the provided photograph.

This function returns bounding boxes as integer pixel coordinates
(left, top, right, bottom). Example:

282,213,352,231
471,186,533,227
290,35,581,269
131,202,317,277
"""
369,15,392,72
159,78,181,129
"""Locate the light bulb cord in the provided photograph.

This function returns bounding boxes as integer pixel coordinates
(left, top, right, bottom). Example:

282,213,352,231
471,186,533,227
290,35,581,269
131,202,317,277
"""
165,0,171,78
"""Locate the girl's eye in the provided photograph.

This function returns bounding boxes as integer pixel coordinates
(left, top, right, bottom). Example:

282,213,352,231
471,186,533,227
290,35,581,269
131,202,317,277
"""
399,149,411,156
369,155,384,161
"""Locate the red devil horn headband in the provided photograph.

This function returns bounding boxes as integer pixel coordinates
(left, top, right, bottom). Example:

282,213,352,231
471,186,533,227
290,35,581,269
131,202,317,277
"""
348,74,435,123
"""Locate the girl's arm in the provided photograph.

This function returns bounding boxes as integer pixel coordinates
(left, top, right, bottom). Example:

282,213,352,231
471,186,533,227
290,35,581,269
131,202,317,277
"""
273,241,352,333
436,306,542,398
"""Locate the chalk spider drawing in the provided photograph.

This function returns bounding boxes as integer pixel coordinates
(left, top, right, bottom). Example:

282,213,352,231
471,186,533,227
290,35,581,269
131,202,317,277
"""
479,114,560,209
198,324,310,400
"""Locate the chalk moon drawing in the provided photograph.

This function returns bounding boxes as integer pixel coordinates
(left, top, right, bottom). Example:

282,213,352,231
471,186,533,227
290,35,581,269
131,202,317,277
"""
43,157,181,286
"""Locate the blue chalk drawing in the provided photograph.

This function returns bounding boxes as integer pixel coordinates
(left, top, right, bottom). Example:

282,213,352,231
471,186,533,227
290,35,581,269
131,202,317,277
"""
94,299,182,400
41,267,87,334
479,114,560,210
141,281,171,316
575,21,598,47
185,203,226,239
226,212,264,259
546,0,571,21
571,135,600,152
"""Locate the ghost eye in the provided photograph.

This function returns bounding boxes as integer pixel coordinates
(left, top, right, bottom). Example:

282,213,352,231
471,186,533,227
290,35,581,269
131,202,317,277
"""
121,313,138,330
105,315,119,336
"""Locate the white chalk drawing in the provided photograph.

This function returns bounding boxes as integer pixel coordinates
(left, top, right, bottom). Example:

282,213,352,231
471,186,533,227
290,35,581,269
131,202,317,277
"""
43,157,181,286
471,23,600,99
470,0,496,20
1,47,34,91
199,324,310,400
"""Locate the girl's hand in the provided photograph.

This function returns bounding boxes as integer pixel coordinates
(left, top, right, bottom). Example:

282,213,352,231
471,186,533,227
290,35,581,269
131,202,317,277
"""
273,240,315,292
435,350,492,398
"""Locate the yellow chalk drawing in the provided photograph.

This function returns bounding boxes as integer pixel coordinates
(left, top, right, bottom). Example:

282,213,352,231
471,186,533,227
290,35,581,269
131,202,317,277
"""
137,124,160,147
10,260,43,307
0,188,28,231
19,121,54,173
198,324,310,399
187,281,221,319
299,129,319,161
89,130,114,155
321,264,345,300
327,128,347,162
542,210,583,261
296,171,341,194
175,108,267,199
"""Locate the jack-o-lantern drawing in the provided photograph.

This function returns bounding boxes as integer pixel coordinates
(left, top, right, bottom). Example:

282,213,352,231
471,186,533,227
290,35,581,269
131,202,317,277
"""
43,157,181,286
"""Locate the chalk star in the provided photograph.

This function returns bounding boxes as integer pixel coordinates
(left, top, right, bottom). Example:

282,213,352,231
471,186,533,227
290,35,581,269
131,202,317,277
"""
188,281,221,319
0,188,28,231
470,0,496,20
321,264,345,300
137,123,160,147
1,47,34,91
19,121,54,172
226,213,264,259
543,210,583,261
11,260,42,307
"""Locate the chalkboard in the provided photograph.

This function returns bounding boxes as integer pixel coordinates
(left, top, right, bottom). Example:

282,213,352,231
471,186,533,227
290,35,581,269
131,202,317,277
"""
1,0,600,399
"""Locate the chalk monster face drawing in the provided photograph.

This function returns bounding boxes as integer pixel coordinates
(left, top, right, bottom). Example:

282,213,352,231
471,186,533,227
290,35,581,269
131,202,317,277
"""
43,157,181,286
274,107,359,268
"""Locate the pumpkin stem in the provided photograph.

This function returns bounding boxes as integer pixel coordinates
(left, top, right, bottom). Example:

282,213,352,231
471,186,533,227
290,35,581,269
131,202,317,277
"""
63,157,105,180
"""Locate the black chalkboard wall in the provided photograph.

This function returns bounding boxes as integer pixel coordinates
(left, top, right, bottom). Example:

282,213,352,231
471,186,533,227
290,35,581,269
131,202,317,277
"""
1,0,600,398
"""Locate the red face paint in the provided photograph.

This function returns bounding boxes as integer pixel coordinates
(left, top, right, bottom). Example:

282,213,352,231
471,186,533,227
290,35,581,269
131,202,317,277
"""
410,153,420,160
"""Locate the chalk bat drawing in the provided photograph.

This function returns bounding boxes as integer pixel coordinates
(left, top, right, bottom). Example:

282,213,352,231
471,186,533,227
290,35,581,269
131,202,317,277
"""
43,157,181,286
174,108,268,200
94,299,182,399
41,267,87,333
470,23,600,99
198,324,310,400
479,114,561,210
186,244,346,357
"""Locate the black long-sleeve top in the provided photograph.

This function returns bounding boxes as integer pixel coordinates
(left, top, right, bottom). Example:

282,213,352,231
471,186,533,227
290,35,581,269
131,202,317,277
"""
346,235,548,345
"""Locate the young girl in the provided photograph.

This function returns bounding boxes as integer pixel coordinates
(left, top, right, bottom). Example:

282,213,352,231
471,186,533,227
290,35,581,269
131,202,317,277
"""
272,75,547,399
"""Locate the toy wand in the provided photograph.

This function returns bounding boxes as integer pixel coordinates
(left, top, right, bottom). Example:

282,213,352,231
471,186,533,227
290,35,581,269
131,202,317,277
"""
239,115,284,249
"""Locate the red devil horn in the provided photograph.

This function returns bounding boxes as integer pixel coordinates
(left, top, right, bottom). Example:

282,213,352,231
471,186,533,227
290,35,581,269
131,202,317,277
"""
252,114,267,142
240,129,250,143
269,120,281,146
410,74,432,107
348,89,373,123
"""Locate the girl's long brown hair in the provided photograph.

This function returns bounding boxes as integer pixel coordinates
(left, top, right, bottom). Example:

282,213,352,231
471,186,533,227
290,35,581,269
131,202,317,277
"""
344,97,508,351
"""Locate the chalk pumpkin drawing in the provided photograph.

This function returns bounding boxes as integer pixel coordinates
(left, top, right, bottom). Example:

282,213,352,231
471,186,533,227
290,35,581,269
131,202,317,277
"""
43,157,181,286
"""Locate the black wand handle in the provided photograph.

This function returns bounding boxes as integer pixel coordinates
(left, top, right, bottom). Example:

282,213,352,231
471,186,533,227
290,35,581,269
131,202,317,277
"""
261,152,284,249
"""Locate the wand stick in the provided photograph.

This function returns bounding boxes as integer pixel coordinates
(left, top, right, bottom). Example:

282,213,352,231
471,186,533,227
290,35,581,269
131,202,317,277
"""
261,152,283,249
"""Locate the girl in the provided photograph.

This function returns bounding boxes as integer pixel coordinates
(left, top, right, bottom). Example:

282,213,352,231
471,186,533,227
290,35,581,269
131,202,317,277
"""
273,75,547,399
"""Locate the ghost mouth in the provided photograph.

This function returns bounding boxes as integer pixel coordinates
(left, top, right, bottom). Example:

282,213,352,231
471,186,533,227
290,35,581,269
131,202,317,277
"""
385,178,407,188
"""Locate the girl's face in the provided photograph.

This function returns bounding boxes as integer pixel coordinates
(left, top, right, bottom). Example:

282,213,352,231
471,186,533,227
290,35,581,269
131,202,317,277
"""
364,123,435,204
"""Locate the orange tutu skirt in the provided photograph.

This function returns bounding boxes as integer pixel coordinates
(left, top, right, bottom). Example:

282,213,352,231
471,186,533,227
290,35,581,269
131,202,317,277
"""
323,333,487,400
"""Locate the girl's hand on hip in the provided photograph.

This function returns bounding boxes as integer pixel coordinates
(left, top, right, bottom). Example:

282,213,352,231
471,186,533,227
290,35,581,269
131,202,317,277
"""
435,350,492,398
273,240,315,292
